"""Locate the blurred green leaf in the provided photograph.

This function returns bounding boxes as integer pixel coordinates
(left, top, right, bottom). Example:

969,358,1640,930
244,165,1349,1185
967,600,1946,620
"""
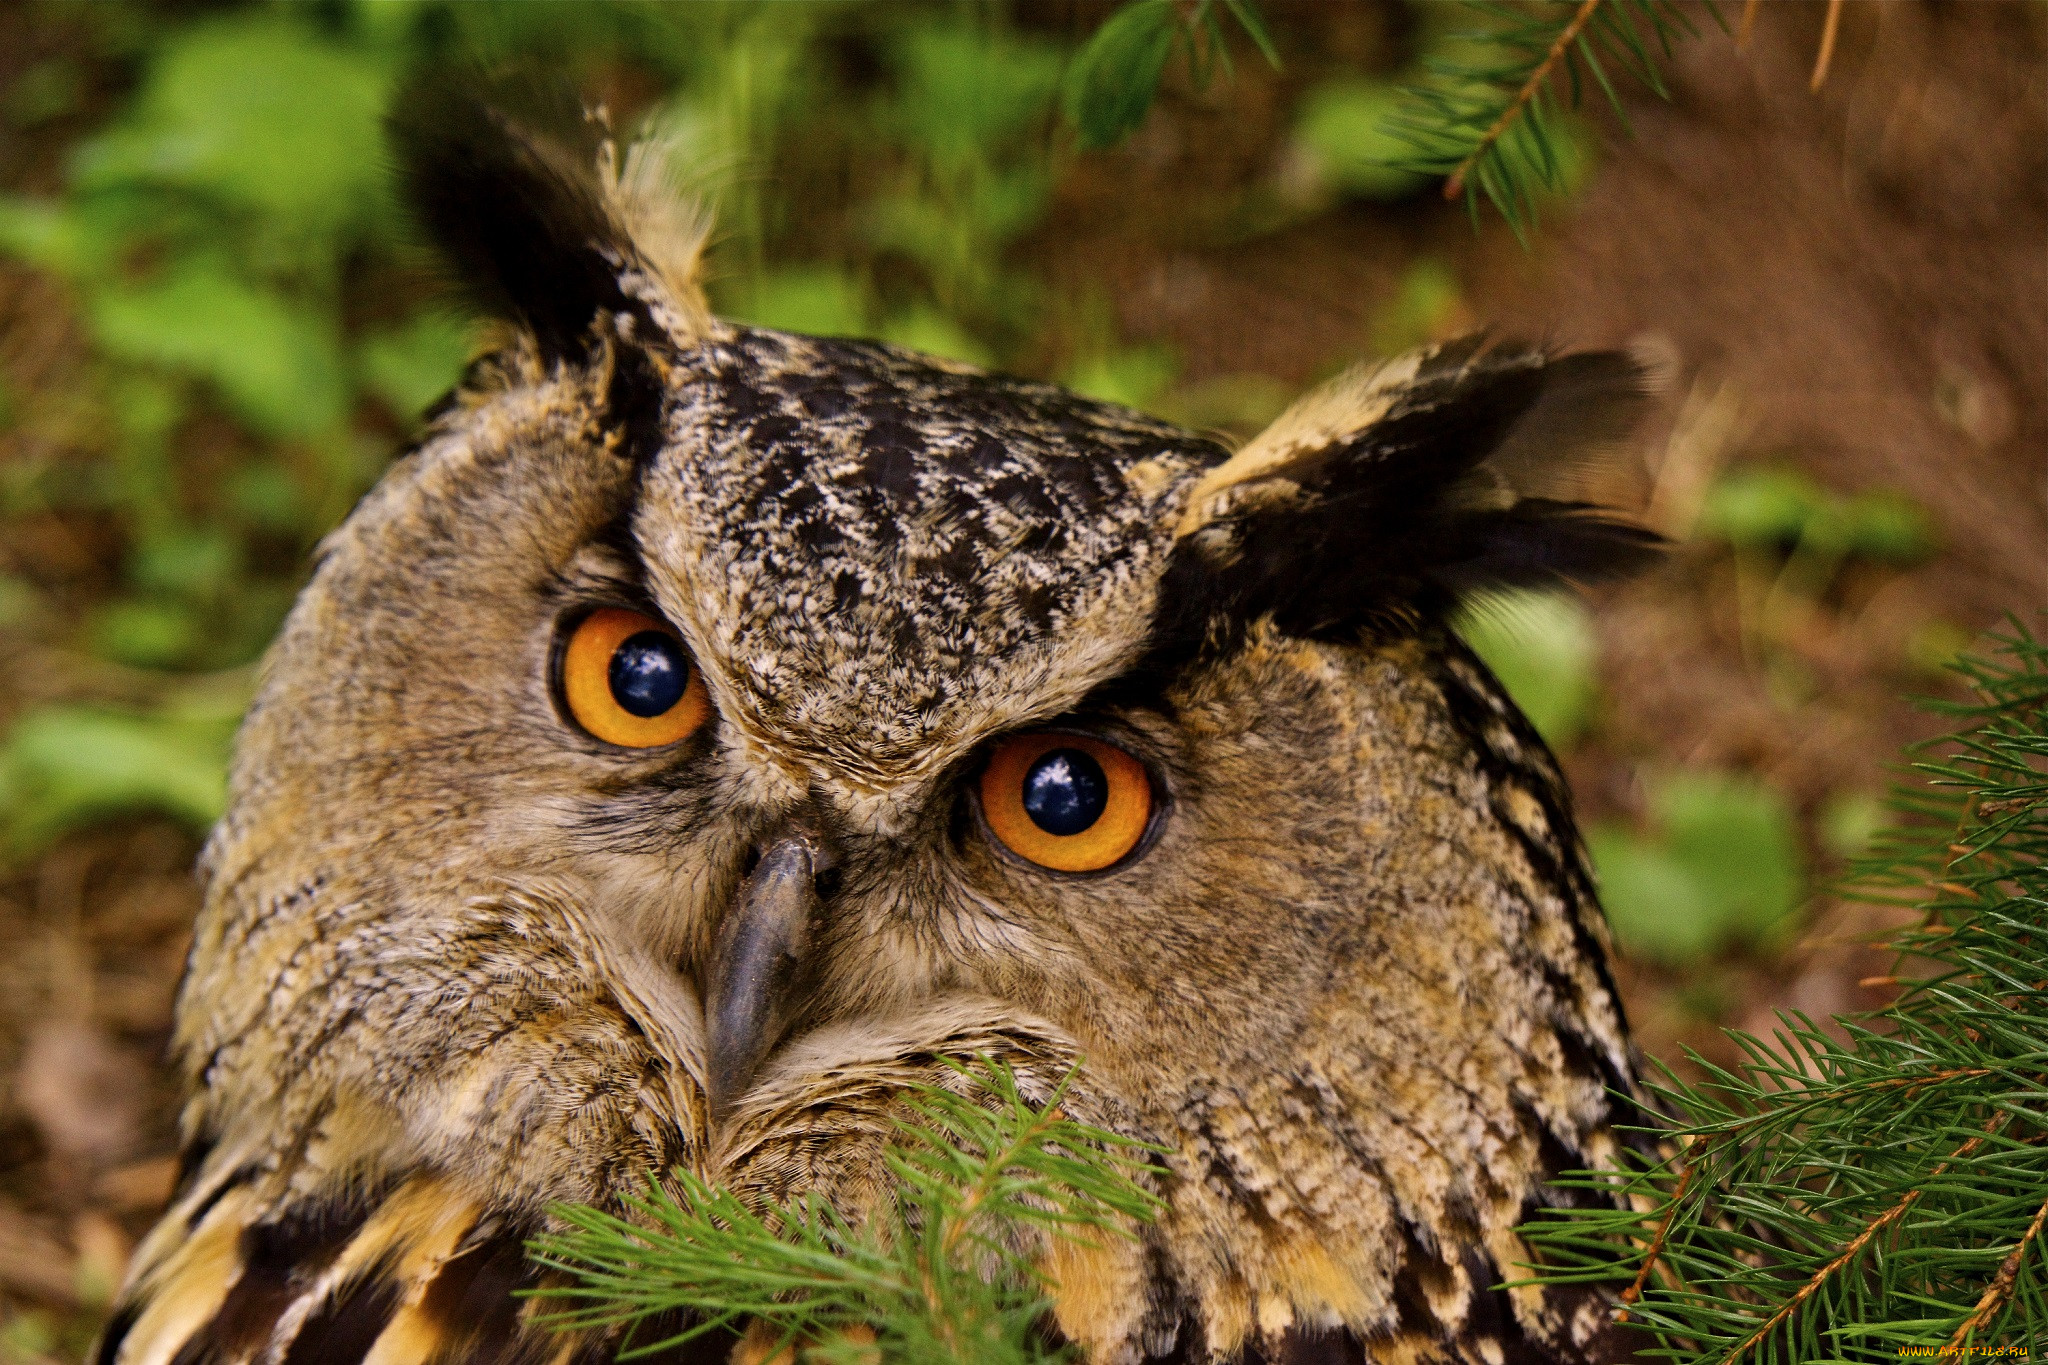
357,312,473,420
1907,618,1974,676
1064,344,1178,412
1820,790,1888,860
350,0,434,48
0,195,121,278
5,58,84,128
1292,78,1435,201
889,25,1065,172
1588,824,1723,964
1700,466,1934,573
1840,488,1935,563
0,1309,59,1362
1152,373,1292,435
1696,466,1828,549
1062,0,1179,151
70,15,393,237
966,163,1056,245
1453,589,1599,750
89,597,203,669
2,704,234,851
0,575,37,632
876,307,993,369
1593,768,1807,964
130,525,241,600
1369,256,1463,357
225,464,308,535
1653,770,1803,942
728,267,871,337
89,259,349,438
1063,0,1276,151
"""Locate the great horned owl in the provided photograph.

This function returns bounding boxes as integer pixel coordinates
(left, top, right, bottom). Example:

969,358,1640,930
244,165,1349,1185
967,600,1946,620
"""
97,87,1663,1365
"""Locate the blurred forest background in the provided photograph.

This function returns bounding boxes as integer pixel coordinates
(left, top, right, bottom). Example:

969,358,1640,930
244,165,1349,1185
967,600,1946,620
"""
0,0,2039,1354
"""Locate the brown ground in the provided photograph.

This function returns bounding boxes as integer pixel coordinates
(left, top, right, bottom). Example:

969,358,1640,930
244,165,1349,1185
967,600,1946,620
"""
0,0,2042,1351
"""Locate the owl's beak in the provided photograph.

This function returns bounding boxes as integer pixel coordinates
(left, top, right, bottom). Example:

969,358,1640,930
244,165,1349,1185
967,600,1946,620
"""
703,826,837,1121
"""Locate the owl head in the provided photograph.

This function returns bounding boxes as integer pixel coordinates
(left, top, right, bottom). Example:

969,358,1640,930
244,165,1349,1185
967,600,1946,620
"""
106,88,1660,1365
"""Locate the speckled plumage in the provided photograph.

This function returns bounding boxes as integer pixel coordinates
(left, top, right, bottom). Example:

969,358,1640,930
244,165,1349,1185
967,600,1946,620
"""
100,91,1661,1365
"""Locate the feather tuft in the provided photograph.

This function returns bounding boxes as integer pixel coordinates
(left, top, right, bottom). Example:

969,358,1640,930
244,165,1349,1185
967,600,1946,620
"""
388,74,711,365
1154,336,1663,650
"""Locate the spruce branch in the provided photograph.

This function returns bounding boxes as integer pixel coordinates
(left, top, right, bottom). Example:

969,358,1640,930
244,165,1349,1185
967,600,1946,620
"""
1062,0,1279,151
1441,0,1606,203
527,1060,1168,1364
1520,617,2048,1360
1381,0,1719,238
1950,1187,2048,1348
1724,1112,2014,1365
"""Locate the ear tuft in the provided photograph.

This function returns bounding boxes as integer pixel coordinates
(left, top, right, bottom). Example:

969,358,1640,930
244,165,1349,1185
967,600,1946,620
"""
1157,336,1663,645
387,74,710,364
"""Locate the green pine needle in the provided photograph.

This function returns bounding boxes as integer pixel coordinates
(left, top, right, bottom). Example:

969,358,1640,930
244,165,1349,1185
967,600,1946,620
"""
1063,0,1280,151
528,1059,1169,1365
1519,616,2048,1360
1383,0,1721,239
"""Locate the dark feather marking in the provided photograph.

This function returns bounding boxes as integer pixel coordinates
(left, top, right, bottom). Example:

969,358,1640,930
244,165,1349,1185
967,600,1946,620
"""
420,1229,542,1363
167,1334,225,1365
1426,638,1634,1049
1454,1248,1568,1365
1134,1239,1205,1365
389,78,640,367
387,78,675,471
90,1304,139,1365
1239,1328,1369,1365
605,333,671,468
183,1162,261,1231
197,1185,394,1359
277,1255,403,1365
173,1131,219,1201
1149,344,1661,657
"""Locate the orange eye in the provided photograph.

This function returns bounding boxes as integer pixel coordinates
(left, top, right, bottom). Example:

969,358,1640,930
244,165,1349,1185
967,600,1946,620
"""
980,733,1153,873
560,608,712,749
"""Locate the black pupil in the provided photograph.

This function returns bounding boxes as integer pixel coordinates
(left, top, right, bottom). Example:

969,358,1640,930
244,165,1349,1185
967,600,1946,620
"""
608,631,688,718
1020,748,1109,837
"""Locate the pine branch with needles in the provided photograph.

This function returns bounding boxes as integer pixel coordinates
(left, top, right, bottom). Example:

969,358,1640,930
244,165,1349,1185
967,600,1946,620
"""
1518,618,2048,1361
1381,0,1724,239
528,1061,1168,1365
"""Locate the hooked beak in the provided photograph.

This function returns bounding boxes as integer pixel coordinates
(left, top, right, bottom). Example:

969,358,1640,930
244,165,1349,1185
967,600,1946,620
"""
703,826,837,1121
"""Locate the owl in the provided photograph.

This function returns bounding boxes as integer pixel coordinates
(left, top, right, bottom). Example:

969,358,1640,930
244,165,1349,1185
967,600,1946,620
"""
96,85,1663,1365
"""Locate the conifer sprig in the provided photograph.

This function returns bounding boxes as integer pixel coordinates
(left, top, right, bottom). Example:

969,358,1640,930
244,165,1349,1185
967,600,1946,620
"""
1384,0,1721,238
1062,0,1279,150
528,1060,1168,1364
1520,618,2048,1361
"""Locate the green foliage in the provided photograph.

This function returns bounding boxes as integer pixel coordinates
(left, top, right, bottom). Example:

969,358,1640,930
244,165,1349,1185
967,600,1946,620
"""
1454,588,1600,750
90,258,352,439
729,267,874,340
1524,620,2048,1357
358,312,476,421
858,19,1066,341
1291,78,1437,202
1590,771,1805,964
1064,343,1179,412
1062,0,1278,150
531,1062,1166,1365
1700,466,1936,566
0,687,245,855
71,15,394,237
1382,0,1713,236
1367,255,1465,357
